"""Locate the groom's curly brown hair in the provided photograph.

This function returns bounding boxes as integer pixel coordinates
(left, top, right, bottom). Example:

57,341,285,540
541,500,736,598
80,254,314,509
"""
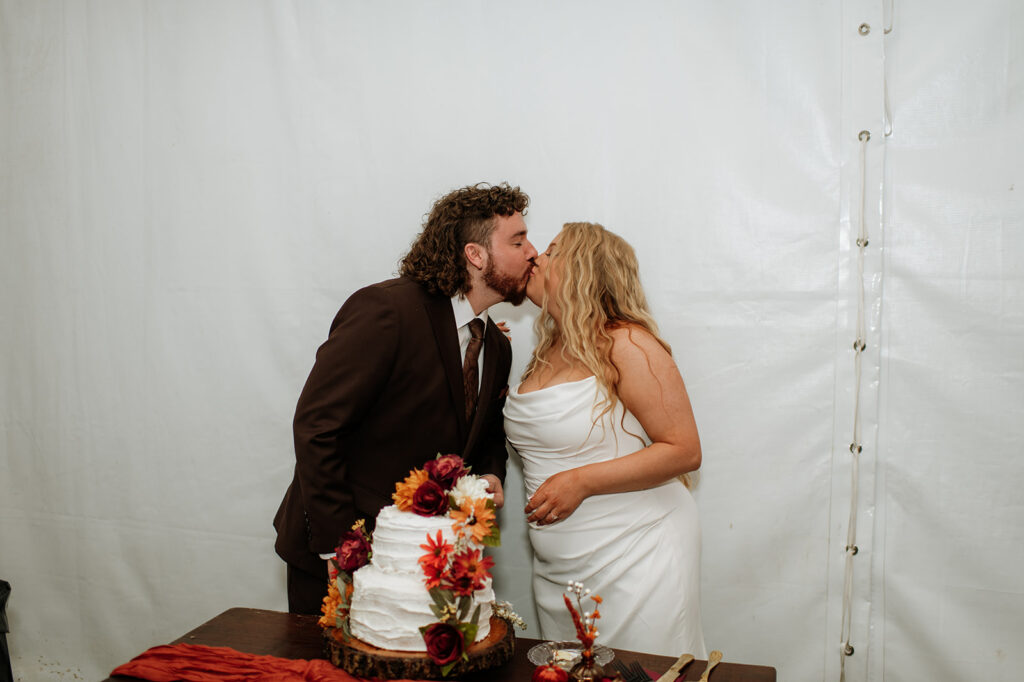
400,182,530,297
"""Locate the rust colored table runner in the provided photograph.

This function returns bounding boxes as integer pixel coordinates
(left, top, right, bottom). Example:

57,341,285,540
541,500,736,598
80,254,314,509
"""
104,608,775,682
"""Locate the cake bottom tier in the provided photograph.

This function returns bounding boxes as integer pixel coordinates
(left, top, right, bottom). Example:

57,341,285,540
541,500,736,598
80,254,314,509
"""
349,565,493,650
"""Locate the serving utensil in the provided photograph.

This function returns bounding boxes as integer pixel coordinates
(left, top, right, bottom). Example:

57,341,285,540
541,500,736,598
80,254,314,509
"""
698,650,723,682
654,653,694,682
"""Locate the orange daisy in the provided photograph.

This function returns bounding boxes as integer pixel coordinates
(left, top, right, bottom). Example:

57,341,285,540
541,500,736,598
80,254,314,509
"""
392,468,430,511
450,497,495,544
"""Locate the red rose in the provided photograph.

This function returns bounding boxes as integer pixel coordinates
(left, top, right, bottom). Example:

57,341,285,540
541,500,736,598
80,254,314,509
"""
411,479,449,516
424,454,468,490
335,529,371,572
422,622,464,666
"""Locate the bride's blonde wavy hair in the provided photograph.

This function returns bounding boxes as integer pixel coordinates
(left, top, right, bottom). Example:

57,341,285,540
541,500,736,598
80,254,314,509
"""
524,222,694,487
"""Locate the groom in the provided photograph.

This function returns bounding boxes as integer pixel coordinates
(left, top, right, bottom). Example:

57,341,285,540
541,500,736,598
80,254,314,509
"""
274,183,538,614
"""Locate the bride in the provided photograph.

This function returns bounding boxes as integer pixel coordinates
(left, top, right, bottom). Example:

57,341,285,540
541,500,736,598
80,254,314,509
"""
503,222,706,657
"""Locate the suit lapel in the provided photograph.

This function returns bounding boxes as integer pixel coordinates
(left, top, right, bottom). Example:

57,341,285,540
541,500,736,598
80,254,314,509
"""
423,293,468,440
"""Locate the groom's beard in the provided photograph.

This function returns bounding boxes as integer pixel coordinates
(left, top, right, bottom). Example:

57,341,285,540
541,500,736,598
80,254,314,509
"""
483,258,530,306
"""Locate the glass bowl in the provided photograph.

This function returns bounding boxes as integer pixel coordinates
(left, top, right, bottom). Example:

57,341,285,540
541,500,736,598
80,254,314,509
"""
526,641,615,670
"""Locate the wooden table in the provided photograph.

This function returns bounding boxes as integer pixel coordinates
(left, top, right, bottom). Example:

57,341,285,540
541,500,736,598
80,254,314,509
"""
104,608,775,681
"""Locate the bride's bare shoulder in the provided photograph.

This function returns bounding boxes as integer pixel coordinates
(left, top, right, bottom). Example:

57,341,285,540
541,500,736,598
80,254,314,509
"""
605,323,668,361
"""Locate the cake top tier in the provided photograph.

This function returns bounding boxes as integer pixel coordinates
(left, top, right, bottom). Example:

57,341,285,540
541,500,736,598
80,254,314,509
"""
370,505,458,575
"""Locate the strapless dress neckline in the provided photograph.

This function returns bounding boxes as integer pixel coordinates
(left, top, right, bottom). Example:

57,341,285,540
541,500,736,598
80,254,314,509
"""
514,375,596,396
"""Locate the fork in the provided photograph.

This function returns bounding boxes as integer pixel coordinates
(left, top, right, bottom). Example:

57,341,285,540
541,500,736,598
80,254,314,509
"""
611,658,654,682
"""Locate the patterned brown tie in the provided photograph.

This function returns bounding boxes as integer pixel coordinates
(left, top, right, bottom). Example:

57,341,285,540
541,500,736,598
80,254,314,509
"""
463,318,485,421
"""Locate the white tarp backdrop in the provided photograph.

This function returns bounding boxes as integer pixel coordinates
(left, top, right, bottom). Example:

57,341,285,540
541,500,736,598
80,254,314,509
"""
1,2,1021,681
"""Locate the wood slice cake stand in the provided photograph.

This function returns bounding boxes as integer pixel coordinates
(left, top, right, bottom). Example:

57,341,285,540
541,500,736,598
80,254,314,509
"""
324,615,515,680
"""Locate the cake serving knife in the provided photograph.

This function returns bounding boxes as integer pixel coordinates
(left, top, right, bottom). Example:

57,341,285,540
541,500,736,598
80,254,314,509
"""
654,653,694,682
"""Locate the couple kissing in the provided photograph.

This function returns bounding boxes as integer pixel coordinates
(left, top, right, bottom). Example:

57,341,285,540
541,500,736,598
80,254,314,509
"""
274,182,705,657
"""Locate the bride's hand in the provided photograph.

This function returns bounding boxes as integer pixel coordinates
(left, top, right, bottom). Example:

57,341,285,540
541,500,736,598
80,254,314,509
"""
525,470,586,525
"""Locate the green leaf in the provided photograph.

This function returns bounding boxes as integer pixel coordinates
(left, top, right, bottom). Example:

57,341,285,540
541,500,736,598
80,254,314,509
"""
456,621,478,646
429,588,452,609
440,660,458,676
457,594,472,620
338,581,352,612
470,604,481,627
482,524,501,546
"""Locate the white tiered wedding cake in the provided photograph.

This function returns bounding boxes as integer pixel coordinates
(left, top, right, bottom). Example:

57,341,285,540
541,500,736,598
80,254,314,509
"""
319,455,517,679
348,504,495,650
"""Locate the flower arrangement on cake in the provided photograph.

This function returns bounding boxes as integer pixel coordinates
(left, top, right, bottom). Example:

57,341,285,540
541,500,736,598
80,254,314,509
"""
319,454,523,678
317,519,371,638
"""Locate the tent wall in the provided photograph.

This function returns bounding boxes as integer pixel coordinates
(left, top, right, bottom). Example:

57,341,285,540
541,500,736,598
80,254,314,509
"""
1,2,1021,680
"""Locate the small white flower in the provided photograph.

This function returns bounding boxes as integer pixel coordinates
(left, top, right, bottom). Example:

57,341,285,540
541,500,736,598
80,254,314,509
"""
493,600,528,630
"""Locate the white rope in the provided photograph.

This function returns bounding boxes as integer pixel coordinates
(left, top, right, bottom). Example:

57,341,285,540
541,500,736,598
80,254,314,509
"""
839,130,871,682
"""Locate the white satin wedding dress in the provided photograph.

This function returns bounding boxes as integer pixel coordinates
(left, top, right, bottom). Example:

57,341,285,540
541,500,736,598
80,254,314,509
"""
504,376,706,658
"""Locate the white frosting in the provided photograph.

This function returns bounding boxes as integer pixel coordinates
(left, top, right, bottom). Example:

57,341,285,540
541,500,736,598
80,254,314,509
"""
348,504,494,652
368,505,456,574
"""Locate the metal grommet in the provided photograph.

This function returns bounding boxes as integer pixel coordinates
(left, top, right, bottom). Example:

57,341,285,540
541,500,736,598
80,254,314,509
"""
849,443,862,454
856,238,869,248
844,643,855,656
858,130,871,141
853,339,866,352
846,545,859,555
858,23,870,35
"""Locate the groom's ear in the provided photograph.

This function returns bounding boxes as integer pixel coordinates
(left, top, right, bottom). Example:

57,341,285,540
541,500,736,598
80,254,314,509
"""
464,242,487,271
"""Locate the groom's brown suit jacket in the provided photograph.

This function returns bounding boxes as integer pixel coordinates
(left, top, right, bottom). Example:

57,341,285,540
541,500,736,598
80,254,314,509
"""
274,277,511,575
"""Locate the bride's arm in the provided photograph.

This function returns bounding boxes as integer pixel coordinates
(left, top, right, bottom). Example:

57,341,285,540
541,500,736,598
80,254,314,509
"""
525,325,701,525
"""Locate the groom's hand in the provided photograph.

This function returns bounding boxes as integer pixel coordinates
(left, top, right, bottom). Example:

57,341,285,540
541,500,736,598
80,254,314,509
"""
481,474,505,509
